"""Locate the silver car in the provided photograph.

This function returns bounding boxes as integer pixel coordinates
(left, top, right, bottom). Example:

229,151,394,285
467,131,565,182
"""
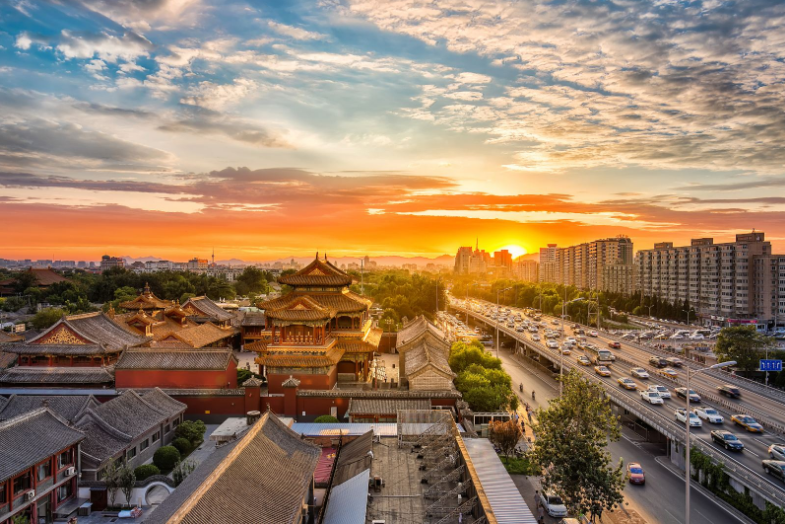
770,444,785,461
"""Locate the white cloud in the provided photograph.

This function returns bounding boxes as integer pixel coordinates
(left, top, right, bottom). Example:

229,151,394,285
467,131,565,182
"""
180,78,259,110
56,30,153,63
15,33,32,50
268,21,326,41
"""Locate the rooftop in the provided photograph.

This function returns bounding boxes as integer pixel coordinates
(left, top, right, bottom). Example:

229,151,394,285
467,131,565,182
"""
277,255,352,287
182,296,235,322
116,347,236,370
0,366,115,385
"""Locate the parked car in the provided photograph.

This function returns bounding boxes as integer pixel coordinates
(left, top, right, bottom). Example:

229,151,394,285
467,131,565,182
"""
674,387,701,403
608,341,621,349
631,367,649,379
675,409,702,427
641,390,664,405
627,462,645,484
541,492,568,518
717,384,742,399
762,460,785,482
595,366,612,377
618,378,638,390
694,407,724,424
769,444,785,461
731,414,764,433
711,430,744,451
649,356,668,368
648,385,671,399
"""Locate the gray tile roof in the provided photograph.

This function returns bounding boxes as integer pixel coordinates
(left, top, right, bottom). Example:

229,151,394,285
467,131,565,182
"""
0,395,99,424
8,343,113,355
79,390,180,438
144,411,320,524
241,313,266,327
0,366,115,384
346,398,430,415
396,316,447,348
0,408,84,481
26,312,149,350
404,341,454,378
140,388,188,419
184,297,235,322
116,347,235,370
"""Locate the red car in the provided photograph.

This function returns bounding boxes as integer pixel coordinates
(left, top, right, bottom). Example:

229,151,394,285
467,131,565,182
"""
608,341,621,349
627,462,645,484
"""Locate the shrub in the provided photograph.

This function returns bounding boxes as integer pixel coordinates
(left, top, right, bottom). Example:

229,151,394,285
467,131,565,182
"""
153,446,181,472
314,415,339,423
175,420,206,446
172,438,192,456
133,464,160,481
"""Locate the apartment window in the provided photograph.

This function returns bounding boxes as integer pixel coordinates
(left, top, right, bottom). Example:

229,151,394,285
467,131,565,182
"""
58,482,72,502
13,472,31,495
38,460,52,481
140,438,150,452
126,447,137,460
59,450,72,469
152,431,161,443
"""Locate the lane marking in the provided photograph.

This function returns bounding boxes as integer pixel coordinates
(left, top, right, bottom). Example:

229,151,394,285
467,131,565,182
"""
745,449,759,458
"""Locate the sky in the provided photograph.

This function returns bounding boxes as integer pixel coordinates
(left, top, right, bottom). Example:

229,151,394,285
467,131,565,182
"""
1,0,785,262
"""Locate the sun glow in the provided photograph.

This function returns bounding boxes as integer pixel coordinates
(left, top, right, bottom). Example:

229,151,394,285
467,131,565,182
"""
498,244,528,258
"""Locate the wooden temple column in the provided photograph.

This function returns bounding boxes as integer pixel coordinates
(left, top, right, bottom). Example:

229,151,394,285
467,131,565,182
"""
363,357,369,381
355,360,359,380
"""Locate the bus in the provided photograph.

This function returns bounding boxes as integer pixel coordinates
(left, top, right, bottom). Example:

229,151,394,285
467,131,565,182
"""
583,344,616,366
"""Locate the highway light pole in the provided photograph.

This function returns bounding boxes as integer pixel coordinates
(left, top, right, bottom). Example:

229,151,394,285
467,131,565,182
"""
496,286,512,358
683,309,690,326
685,360,736,524
559,297,585,398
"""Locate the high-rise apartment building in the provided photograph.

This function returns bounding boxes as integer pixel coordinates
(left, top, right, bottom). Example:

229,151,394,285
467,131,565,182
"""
453,241,491,274
538,237,634,294
515,259,540,282
635,232,784,328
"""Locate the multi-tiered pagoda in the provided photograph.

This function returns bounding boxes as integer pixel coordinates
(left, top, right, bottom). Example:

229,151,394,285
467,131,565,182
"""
252,254,381,393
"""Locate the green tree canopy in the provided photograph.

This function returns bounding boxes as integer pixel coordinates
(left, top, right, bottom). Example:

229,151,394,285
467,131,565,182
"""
31,308,64,330
448,341,501,374
715,326,774,372
530,370,625,522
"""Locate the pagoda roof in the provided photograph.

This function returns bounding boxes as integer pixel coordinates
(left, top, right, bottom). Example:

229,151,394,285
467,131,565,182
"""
257,346,342,368
116,347,236,371
118,284,172,310
264,295,336,322
7,343,115,356
182,296,235,322
166,322,237,349
28,312,150,351
278,256,352,287
260,289,370,316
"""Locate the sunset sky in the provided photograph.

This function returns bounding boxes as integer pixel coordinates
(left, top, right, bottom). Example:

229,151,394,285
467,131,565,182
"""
2,0,785,261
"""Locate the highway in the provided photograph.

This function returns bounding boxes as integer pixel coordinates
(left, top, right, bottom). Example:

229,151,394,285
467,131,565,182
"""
449,298,785,503
490,335,742,524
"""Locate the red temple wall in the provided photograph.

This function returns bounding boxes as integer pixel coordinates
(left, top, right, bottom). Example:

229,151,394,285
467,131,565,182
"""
115,364,237,389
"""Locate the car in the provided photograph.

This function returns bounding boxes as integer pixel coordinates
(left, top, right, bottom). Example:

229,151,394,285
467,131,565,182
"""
532,334,541,341
769,444,785,461
659,367,678,379
547,340,559,349
762,460,785,482
552,320,560,325
717,384,742,399
731,414,764,433
627,462,645,484
675,409,702,427
589,330,599,337
566,337,577,344
694,407,724,424
648,385,671,399
674,387,701,403
516,325,525,332
618,378,637,390
631,367,649,379
541,492,568,518
711,430,744,451
577,355,592,366
641,390,664,405
649,356,668,368
561,347,572,355
608,341,621,349
595,365,611,377
665,357,684,367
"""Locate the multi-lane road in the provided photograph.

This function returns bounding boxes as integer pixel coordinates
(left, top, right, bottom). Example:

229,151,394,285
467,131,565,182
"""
449,298,785,503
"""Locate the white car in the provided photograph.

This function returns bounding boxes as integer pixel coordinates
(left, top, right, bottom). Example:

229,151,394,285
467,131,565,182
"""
541,492,568,518
676,409,702,427
641,390,664,405
565,337,577,345
694,407,724,424
532,334,541,342
631,368,649,379
547,340,559,349
648,385,671,399
516,325,525,332
589,330,599,337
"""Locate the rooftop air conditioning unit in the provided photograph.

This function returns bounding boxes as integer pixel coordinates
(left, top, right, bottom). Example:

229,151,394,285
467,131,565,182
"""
66,467,76,477
25,490,36,501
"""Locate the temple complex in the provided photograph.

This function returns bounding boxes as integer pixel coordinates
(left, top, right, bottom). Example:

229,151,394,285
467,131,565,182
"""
117,283,172,313
252,254,382,393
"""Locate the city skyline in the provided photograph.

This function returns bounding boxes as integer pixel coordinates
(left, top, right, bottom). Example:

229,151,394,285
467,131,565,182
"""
3,1,785,260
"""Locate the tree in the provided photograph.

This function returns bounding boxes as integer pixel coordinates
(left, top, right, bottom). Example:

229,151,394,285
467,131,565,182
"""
489,420,522,459
134,464,160,480
448,341,501,374
172,458,197,486
175,420,207,446
715,326,774,373
314,415,339,423
234,266,269,296
103,459,121,509
530,370,625,522
153,446,181,471
118,462,136,508
31,308,63,330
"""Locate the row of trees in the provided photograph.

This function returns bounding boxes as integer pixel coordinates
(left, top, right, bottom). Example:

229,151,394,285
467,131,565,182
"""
354,270,447,326
448,341,518,412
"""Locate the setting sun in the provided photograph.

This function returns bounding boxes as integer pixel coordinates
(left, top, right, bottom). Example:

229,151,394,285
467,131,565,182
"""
498,245,528,259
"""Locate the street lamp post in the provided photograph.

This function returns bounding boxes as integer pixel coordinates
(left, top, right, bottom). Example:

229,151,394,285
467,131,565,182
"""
559,296,585,398
496,286,512,358
685,360,736,524
683,309,691,326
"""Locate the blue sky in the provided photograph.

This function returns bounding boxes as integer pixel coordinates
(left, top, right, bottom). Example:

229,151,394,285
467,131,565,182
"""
1,0,785,259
